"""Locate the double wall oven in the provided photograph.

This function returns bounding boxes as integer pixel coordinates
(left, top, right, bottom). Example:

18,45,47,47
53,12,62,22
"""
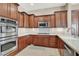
0,17,18,55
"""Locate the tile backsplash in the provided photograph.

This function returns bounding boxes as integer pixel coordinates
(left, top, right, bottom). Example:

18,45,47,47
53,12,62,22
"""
18,28,67,37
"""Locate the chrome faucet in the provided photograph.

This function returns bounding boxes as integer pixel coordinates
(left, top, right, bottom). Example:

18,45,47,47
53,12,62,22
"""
67,27,77,37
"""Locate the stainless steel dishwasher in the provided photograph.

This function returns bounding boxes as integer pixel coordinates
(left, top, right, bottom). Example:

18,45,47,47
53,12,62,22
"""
64,44,76,56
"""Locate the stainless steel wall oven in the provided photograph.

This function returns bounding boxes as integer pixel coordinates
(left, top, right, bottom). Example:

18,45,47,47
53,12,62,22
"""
0,17,18,55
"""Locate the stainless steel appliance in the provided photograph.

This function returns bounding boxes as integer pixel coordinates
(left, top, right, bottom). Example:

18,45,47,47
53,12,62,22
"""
0,17,18,55
0,37,17,55
38,22,48,28
64,44,76,56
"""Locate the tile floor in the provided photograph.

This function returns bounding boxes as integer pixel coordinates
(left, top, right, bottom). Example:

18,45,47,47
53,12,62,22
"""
16,45,60,56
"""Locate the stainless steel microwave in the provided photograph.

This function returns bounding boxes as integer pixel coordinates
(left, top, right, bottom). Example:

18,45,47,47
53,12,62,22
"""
38,22,48,28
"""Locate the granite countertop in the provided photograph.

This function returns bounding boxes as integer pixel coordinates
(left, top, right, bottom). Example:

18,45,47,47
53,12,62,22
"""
57,34,79,54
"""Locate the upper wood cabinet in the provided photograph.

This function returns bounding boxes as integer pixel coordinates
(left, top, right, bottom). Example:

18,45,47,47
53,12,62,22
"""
18,12,24,27
34,16,39,28
50,14,55,28
22,12,29,28
10,4,18,20
18,12,30,28
43,15,50,21
29,14,35,28
55,11,67,28
0,3,8,17
0,3,19,20
43,15,51,28
34,15,51,28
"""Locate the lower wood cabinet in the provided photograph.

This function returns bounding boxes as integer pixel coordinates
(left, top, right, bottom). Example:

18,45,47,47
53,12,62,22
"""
32,35,58,48
37,35,49,47
49,36,58,48
18,36,26,51
57,36,64,56
18,36,30,51
26,36,32,45
32,35,49,47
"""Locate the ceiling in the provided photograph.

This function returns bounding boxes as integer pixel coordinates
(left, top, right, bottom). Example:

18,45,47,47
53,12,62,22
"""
18,3,66,12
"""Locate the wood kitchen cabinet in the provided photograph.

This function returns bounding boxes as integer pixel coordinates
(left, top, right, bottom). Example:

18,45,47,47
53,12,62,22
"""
0,3,19,20
50,14,55,28
22,12,29,28
32,35,49,47
32,35,39,45
55,11,67,28
29,14,35,28
43,15,51,21
18,36,27,51
37,35,49,47
18,36,32,51
18,12,30,28
10,3,19,20
26,36,32,45
57,36,64,56
32,35,58,48
43,15,51,28
18,12,24,28
49,36,58,48
34,16,39,28
34,15,51,28
0,3,8,17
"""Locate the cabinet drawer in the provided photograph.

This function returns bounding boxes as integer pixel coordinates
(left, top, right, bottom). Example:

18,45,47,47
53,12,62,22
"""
49,42,57,48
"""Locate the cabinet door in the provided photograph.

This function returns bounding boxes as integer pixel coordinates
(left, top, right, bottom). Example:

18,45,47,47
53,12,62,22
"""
18,36,28,51
23,13,29,28
42,36,49,47
50,14,55,28
59,39,64,56
41,16,51,28
29,15,34,28
0,3,8,17
49,36,57,48
18,12,24,27
61,11,67,27
34,17,39,28
0,3,18,20
55,11,67,28
43,15,50,21
10,4,18,20
0,3,3,16
18,37,24,51
57,36,64,56
32,36,39,45
55,12,61,27
26,36,32,45
37,35,49,47
7,4,11,18
3,3,8,17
